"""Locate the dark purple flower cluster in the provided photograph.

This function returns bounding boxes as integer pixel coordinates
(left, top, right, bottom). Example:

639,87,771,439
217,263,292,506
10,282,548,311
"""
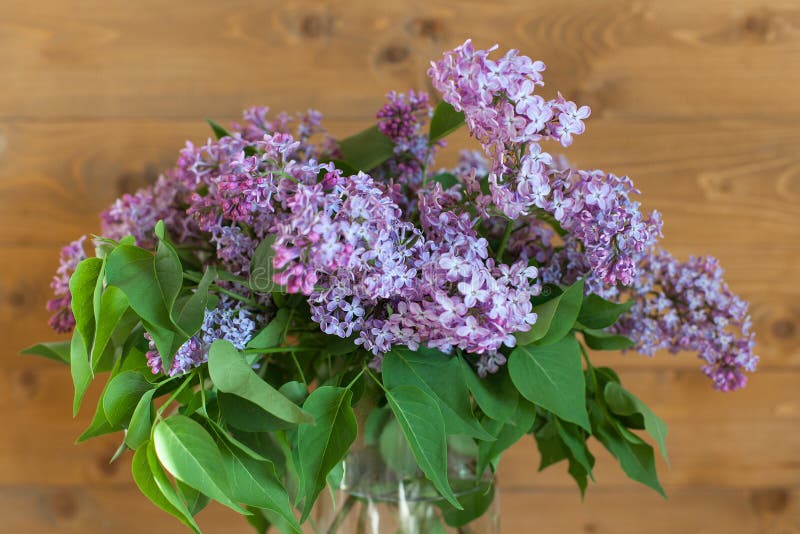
46,236,87,333
614,250,758,391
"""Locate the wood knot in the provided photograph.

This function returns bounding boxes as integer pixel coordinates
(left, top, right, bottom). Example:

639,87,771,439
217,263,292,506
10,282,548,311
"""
377,44,410,65
408,18,444,41
771,318,796,340
741,11,776,42
115,164,158,196
6,289,26,309
751,487,789,514
299,13,332,38
583,523,598,533
46,489,79,520
95,444,123,478
15,368,39,398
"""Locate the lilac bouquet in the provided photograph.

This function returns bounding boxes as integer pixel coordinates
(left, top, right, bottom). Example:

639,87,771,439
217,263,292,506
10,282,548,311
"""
25,40,757,532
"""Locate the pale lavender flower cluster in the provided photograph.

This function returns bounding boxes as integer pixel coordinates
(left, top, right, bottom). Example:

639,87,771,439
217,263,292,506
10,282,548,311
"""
45,41,756,390
614,250,758,391
146,298,265,376
428,41,660,290
46,236,87,333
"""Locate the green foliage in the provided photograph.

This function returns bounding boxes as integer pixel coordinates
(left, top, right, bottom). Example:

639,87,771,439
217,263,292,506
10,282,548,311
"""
509,336,590,431
70,331,92,416
295,386,357,521
459,358,519,424
385,385,462,510
429,101,465,143
515,279,584,346
582,329,635,351
477,399,536,476
577,295,634,330
382,347,493,440
21,341,70,364
132,444,201,533
69,257,104,357
207,119,232,140
208,340,313,425
338,125,395,171
604,382,668,460
153,414,248,513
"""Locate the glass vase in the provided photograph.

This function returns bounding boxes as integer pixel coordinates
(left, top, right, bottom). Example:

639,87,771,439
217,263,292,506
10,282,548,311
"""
311,428,499,534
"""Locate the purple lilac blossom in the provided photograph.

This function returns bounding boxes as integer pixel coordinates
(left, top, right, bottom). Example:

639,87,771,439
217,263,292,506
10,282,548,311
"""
614,250,758,391
47,42,755,389
46,236,87,333
146,298,265,376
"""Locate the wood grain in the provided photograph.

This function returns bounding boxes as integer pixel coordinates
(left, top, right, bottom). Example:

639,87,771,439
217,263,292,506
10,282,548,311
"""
1,0,798,532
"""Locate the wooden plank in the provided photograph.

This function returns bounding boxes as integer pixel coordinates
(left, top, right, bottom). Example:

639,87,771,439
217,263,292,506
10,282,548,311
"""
0,484,796,533
1,0,799,120
2,117,798,251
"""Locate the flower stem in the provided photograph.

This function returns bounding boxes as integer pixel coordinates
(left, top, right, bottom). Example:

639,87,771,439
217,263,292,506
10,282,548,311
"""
496,220,515,260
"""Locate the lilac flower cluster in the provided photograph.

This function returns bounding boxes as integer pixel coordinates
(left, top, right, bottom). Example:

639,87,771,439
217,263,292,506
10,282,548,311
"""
428,41,661,290
45,40,755,391
614,250,758,391
146,298,265,376
273,172,540,357
46,236,87,333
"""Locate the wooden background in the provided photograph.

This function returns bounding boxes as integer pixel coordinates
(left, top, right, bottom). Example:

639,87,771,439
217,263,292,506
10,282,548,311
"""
1,0,798,532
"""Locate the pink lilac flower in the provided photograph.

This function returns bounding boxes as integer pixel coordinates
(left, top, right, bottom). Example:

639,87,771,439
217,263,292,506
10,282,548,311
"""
614,250,758,391
47,236,87,333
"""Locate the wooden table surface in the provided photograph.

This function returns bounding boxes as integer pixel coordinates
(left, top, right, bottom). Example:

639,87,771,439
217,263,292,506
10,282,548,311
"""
1,0,798,532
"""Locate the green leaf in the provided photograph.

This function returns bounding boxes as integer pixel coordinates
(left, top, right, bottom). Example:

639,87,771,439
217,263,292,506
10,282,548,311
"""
176,480,211,516
102,371,153,428
385,385,462,510
604,382,668,460
69,257,104,356
218,392,293,433
132,444,201,533
145,441,205,534
219,440,301,532
207,118,232,140
126,389,156,449
70,330,92,416
593,417,665,497
91,286,130,370
438,481,494,528
21,341,70,364
153,415,248,513
477,399,536,476
534,418,569,471
246,308,289,350
515,279,584,346
508,336,590,431
77,402,114,443
458,358,518,424
338,125,395,171
296,386,357,521
382,347,494,440
577,295,633,330
172,266,217,336
554,418,595,480
106,244,184,370
430,172,459,189
245,507,271,534
582,329,635,351
429,101,465,143
208,340,313,425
